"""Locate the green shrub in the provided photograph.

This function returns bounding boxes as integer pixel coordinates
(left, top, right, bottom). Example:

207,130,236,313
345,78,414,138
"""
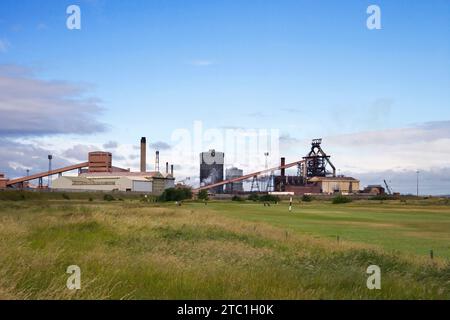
369,194,389,201
198,190,209,201
302,195,313,202
88,197,93,202
158,187,192,202
0,191,26,201
103,194,115,201
232,195,243,201
62,193,70,200
332,195,352,204
247,193,260,202
259,194,280,203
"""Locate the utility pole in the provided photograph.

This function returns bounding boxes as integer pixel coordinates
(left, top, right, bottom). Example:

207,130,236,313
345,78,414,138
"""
264,152,269,169
48,155,53,188
264,152,269,191
416,170,419,197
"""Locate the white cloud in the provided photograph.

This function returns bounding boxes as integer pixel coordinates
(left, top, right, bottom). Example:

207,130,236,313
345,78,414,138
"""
281,107,304,114
149,141,171,150
0,138,71,179
0,39,10,53
63,144,99,161
103,141,118,149
344,168,450,196
189,59,215,67
326,121,450,147
323,122,450,173
280,121,450,171
36,23,48,31
0,137,135,179
278,121,450,194
0,64,106,135
245,111,266,118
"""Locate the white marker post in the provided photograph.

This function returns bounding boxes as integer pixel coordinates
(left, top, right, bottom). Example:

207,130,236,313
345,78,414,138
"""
289,197,292,212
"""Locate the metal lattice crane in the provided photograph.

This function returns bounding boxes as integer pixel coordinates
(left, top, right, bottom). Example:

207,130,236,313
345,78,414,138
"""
383,179,392,195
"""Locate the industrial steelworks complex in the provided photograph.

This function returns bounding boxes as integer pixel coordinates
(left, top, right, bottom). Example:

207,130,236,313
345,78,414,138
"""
196,139,360,196
0,137,175,195
0,138,374,196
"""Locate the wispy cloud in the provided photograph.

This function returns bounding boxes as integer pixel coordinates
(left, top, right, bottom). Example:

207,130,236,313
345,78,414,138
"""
279,133,304,145
279,120,450,189
63,144,99,161
36,23,48,31
326,120,450,146
103,141,118,149
346,168,450,196
0,64,106,136
149,141,171,150
245,111,266,118
0,39,10,53
189,59,215,67
281,107,304,114
0,138,71,178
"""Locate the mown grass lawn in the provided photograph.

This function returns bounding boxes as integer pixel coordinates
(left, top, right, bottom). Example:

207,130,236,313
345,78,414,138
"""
202,200,450,259
0,196,449,299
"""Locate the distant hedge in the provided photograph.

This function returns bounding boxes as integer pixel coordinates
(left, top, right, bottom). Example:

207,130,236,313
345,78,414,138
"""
259,194,280,203
246,194,279,203
332,195,352,204
247,194,260,202
369,194,390,201
232,195,243,201
103,194,115,201
159,187,192,202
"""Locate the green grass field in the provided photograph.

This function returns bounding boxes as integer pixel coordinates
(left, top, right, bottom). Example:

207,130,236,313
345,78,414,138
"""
204,200,450,259
0,193,449,299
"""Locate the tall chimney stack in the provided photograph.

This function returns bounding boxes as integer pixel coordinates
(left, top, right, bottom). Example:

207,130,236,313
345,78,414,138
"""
155,151,160,172
140,137,146,172
170,164,174,176
280,157,285,177
166,162,169,174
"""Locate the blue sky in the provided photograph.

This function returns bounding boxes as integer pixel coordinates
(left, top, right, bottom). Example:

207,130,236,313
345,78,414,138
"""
1,0,450,194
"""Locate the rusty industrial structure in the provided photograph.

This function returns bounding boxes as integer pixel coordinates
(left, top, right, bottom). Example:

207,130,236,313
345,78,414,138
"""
194,139,359,195
87,152,113,173
1,137,369,196
303,139,336,177
0,137,175,194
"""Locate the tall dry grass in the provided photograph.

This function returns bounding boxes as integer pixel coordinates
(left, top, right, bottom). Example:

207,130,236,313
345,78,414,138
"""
0,200,448,299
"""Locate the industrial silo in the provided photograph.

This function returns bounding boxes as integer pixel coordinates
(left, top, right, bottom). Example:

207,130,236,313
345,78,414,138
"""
200,149,224,194
225,167,244,193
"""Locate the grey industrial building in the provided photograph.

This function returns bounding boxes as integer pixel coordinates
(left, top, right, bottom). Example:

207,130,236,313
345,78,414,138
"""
225,167,244,193
200,149,224,194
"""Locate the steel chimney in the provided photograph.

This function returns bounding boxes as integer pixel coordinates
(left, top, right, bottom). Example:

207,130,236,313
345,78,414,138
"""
155,151,160,172
140,137,146,172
